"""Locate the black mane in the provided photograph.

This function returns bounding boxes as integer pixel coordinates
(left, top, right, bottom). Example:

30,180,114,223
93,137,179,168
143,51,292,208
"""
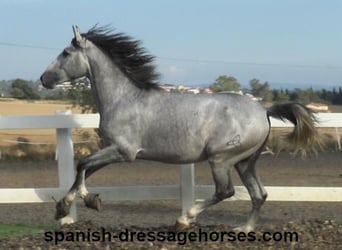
79,25,160,90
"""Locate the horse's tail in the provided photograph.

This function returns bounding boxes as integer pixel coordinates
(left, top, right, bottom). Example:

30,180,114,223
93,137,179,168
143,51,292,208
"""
267,103,323,154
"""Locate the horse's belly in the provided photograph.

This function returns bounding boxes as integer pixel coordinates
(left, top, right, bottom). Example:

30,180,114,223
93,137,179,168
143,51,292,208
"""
137,143,208,164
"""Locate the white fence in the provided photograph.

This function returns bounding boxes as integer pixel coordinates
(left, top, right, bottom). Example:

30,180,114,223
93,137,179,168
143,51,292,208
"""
1,111,342,224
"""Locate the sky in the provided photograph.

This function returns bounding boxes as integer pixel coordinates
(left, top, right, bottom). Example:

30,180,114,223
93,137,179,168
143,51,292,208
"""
0,0,341,89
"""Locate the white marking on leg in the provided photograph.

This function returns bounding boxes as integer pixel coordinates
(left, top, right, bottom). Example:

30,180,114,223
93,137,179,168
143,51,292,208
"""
65,192,76,204
187,206,198,218
188,197,217,218
78,170,89,199
178,202,212,227
79,183,89,199
233,225,254,233
176,214,190,227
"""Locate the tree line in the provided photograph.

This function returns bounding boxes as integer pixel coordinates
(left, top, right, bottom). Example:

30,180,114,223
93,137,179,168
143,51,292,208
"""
209,75,342,105
0,78,96,112
0,77,342,111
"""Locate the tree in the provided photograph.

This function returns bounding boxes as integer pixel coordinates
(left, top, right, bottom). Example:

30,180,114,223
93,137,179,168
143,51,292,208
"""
249,78,273,102
272,89,289,103
332,87,342,105
67,79,97,113
209,75,240,92
10,79,40,100
289,88,310,103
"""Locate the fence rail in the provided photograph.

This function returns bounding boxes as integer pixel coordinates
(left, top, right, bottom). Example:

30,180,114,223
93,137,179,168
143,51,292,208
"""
1,111,342,224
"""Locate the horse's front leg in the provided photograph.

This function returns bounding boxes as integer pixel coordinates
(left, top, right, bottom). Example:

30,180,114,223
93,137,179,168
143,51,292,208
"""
55,145,127,220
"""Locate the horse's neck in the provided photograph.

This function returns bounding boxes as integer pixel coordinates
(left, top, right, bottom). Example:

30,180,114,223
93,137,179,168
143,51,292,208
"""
87,50,141,115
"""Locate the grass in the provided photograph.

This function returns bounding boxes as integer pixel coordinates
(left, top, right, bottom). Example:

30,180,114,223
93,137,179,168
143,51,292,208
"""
0,223,50,239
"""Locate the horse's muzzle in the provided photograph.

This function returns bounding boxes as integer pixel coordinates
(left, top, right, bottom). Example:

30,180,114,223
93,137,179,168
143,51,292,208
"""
40,73,56,89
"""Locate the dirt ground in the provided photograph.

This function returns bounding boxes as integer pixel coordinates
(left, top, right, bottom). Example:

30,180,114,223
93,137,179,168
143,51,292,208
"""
0,152,342,249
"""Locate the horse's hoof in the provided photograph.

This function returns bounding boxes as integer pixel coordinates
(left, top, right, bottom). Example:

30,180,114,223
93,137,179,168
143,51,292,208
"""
55,199,70,220
174,220,190,231
84,193,101,211
233,225,254,233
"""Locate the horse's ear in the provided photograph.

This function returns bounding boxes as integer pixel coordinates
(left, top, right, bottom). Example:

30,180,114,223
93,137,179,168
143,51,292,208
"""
72,25,86,48
72,26,81,41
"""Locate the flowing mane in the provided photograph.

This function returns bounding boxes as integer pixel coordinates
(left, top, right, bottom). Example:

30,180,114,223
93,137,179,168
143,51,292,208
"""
78,25,160,90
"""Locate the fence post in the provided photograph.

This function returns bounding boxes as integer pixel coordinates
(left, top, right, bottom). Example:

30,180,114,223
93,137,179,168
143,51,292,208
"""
335,127,341,151
180,163,195,216
56,110,77,224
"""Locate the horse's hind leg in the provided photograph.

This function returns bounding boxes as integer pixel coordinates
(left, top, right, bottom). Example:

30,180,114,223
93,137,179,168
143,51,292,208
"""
234,153,267,232
55,145,126,220
176,159,235,229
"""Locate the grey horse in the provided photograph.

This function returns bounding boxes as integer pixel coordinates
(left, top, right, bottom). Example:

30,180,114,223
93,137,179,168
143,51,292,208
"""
40,26,321,231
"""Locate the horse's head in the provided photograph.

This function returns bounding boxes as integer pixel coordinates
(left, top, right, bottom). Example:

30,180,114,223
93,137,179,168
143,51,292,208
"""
40,26,89,89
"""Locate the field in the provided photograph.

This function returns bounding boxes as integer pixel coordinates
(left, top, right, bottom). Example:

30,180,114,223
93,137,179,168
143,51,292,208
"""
0,98,84,146
0,99,342,248
0,99,97,160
